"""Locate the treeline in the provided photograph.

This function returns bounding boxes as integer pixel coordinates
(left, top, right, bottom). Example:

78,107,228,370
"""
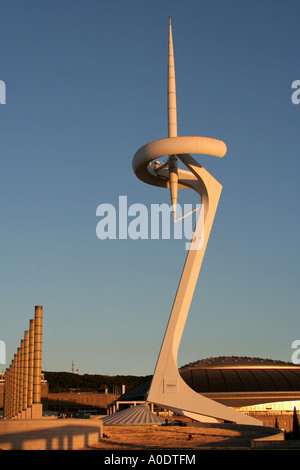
43,371,152,393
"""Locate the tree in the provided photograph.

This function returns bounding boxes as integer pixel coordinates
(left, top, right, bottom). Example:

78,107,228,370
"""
292,406,300,439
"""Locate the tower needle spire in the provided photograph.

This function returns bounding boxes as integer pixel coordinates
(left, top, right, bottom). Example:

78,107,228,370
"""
168,17,178,221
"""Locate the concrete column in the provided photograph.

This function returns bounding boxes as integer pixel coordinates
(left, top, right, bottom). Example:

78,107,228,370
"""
7,367,11,418
15,348,20,418
19,339,24,417
27,319,35,409
12,354,17,418
7,366,12,419
3,366,9,418
3,367,7,418
32,305,43,418
23,330,29,417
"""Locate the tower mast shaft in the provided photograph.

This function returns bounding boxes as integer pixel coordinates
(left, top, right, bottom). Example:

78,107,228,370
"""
168,17,178,219
168,17,177,138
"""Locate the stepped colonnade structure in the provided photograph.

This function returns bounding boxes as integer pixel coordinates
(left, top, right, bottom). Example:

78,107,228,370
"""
3,305,43,419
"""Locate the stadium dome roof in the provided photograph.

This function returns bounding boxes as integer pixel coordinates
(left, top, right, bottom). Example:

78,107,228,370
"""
179,356,297,369
180,356,300,393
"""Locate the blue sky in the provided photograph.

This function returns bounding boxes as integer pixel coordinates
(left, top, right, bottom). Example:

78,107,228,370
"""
1,0,299,375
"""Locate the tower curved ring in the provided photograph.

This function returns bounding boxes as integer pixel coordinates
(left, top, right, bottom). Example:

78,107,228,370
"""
132,135,226,189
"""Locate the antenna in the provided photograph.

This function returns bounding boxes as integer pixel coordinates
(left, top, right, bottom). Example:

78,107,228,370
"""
167,17,178,220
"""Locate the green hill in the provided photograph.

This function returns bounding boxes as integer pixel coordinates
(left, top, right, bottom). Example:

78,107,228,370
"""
43,371,152,393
